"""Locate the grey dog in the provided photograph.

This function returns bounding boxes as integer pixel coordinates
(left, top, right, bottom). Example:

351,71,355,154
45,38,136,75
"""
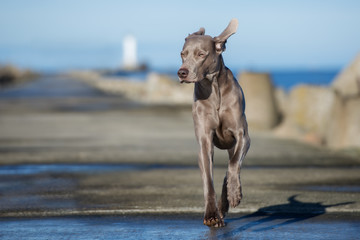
177,19,250,227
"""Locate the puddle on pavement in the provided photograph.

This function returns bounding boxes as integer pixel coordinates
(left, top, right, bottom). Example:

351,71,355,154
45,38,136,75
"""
0,215,359,240
0,163,195,175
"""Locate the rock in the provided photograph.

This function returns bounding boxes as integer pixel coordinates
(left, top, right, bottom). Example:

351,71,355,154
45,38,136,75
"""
328,52,360,148
0,65,38,87
274,87,288,120
238,72,280,130
332,53,360,97
287,85,338,140
274,85,340,146
344,98,360,148
324,92,345,148
69,71,193,105
273,119,305,141
145,73,193,104
326,96,360,149
275,84,360,149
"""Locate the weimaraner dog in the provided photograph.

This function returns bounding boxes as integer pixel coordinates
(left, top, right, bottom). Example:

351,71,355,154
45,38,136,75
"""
177,19,250,227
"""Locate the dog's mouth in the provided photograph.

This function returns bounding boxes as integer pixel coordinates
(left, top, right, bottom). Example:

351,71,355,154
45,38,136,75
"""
180,79,192,84
179,78,196,84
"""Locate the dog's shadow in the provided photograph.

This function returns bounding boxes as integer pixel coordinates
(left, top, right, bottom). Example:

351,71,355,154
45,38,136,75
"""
211,195,353,238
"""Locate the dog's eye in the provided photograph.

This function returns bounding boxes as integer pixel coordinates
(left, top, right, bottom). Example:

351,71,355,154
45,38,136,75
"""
198,52,206,58
181,52,186,59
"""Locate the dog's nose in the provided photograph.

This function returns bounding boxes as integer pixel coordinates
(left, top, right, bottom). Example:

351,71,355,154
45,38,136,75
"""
177,68,189,79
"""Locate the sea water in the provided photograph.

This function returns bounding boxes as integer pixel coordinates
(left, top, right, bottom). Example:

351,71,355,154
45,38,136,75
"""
270,70,339,91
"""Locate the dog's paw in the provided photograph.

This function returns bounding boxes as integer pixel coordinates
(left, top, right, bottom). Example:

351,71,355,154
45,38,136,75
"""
228,190,242,208
203,205,225,228
203,214,225,228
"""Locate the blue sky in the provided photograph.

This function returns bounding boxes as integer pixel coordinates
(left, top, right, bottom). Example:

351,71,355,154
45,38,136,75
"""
0,0,359,71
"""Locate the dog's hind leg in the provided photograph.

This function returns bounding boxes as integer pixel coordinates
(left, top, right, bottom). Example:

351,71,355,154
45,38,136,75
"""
226,128,250,208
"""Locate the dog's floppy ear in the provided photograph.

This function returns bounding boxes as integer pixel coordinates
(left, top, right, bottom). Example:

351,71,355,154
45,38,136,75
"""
185,27,205,40
213,18,238,53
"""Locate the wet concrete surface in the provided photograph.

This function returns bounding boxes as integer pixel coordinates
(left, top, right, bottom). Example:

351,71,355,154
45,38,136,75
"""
0,163,359,217
0,75,142,113
0,76,360,238
0,163,195,175
1,214,359,240
0,75,102,98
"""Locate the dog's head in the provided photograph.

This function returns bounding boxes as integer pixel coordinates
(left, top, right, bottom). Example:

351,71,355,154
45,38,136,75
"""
178,19,238,83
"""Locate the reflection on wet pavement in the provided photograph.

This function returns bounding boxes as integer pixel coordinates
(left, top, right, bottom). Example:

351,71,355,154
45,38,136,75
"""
0,163,195,175
0,215,359,240
0,164,198,215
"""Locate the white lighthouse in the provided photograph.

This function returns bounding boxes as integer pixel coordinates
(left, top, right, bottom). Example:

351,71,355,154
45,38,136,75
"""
122,34,137,70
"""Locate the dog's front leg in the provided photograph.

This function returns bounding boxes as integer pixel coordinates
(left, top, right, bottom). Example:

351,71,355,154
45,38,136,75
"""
196,131,224,227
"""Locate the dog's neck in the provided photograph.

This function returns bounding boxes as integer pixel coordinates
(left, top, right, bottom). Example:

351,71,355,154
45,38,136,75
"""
194,56,228,102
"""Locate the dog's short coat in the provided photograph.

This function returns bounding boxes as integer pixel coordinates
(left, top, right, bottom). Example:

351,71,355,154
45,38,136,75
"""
178,19,250,227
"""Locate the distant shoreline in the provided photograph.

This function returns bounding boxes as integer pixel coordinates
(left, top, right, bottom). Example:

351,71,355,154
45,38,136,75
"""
98,67,340,91
0,65,39,88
